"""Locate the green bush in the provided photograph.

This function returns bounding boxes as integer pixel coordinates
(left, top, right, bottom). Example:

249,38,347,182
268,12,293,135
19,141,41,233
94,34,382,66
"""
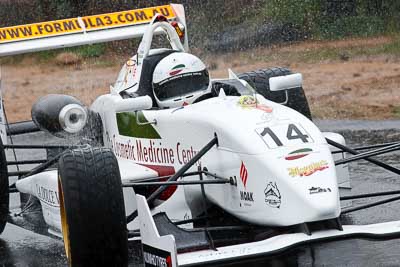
264,0,321,32
316,15,386,39
72,44,106,58
1,0,399,54
263,0,399,39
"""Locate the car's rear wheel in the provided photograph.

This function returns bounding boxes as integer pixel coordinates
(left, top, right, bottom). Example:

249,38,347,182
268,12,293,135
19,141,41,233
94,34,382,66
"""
0,137,9,234
58,147,128,267
238,67,312,120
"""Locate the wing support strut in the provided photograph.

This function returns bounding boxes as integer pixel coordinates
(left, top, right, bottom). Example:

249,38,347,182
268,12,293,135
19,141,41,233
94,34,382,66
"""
126,135,219,223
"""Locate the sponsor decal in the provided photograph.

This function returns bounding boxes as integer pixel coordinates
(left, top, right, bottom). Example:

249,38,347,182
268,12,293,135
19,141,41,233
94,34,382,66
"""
309,187,331,194
169,64,185,76
109,134,201,166
256,105,273,113
260,112,273,122
124,58,138,82
238,95,257,107
240,191,254,202
239,161,248,187
136,165,176,200
143,244,172,267
160,71,202,85
264,182,281,208
288,160,329,177
238,95,273,113
36,184,60,207
141,164,175,177
285,148,313,160
0,5,175,44
126,58,135,67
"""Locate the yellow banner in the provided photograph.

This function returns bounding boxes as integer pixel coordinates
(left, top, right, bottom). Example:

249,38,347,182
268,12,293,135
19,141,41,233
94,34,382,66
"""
0,5,175,44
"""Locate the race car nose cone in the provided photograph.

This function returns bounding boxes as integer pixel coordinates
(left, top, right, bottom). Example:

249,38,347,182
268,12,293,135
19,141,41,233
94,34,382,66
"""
307,193,341,219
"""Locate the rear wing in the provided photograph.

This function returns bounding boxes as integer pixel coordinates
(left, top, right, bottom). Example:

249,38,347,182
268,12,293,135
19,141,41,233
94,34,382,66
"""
0,4,188,56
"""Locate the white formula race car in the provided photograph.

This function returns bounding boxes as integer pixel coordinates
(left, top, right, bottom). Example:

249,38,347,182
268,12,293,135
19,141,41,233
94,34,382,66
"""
1,4,400,267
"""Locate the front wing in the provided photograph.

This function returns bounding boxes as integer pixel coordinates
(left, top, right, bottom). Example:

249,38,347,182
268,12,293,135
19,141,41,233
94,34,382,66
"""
136,195,400,266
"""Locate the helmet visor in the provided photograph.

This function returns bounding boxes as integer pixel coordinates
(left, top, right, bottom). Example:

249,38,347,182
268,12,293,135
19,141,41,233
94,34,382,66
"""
154,70,209,101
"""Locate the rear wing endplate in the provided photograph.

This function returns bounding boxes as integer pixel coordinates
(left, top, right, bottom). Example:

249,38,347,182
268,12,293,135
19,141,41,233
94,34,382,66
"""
0,4,188,56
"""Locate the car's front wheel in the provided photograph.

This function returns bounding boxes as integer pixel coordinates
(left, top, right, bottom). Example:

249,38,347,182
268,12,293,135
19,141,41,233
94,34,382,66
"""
58,147,128,267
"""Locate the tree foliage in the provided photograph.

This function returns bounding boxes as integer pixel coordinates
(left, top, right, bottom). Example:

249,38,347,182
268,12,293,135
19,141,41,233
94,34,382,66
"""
263,0,400,38
0,0,398,44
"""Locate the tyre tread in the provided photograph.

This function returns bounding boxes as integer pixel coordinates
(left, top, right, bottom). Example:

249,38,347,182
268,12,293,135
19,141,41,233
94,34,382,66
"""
58,147,128,267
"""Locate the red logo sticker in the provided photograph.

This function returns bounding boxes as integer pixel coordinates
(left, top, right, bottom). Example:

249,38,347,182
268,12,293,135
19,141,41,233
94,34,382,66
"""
166,255,172,267
256,105,273,113
240,161,248,187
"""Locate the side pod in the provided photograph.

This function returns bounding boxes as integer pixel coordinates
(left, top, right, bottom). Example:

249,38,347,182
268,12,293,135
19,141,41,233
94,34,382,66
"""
136,195,178,267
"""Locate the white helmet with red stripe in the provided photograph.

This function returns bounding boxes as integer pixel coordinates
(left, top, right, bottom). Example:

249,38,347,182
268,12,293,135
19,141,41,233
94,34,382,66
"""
152,52,211,108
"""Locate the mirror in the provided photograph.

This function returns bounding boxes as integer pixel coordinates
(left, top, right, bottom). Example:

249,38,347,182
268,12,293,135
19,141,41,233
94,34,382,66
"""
114,95,153,113
269,73,303,92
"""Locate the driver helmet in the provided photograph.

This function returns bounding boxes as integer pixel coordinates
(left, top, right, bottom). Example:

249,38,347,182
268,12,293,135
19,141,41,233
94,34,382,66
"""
152,52,211,108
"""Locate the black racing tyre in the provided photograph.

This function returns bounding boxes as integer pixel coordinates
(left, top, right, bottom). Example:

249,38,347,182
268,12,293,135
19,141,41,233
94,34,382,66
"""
58,147,128,267
238,67,312,120
0,137,8,234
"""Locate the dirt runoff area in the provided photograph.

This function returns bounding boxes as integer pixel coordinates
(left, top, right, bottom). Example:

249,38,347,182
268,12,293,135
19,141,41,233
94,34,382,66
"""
1,36,399,122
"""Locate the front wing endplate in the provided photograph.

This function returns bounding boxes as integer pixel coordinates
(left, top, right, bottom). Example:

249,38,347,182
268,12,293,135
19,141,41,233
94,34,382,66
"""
136,195,400,266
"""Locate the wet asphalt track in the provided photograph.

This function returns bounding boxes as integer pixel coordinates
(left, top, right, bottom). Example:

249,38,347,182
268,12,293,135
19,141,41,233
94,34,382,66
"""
2,120,400,267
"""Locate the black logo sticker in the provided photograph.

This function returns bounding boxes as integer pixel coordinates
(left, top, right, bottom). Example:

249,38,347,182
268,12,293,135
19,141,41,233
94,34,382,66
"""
264,182,281,208
240,191,254,202
143,244,172,267
309,187,331,194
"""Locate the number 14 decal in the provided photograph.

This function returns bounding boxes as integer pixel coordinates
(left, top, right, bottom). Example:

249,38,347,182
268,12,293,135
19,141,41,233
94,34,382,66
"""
256,123,313,148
